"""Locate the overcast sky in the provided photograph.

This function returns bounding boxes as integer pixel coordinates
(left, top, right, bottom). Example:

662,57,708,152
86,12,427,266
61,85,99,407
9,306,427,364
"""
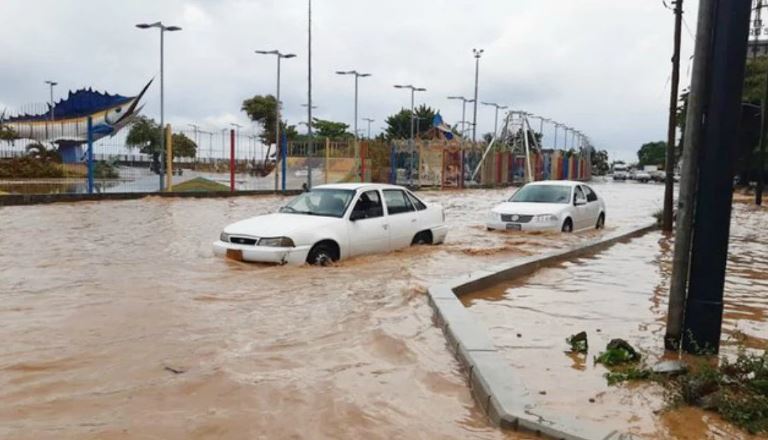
0,0,698,162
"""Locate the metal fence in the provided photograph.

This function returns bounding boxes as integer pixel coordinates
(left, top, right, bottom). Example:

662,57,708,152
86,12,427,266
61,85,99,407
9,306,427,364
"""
0,132,591,196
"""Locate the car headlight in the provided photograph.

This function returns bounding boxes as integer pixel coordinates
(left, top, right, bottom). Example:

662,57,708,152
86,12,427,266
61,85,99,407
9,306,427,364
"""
258,237,295,248
220,232,230,243
534,214,558,223
488,211,500,222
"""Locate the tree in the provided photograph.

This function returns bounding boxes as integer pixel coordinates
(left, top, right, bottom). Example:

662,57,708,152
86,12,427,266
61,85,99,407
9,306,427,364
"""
171,133,197,158
242,95,278,145
312,118,353,139
590,147,610,175
384,105,437,140
126,115,162,155
25,142,61,163
637,141,668,167
0,123,16,141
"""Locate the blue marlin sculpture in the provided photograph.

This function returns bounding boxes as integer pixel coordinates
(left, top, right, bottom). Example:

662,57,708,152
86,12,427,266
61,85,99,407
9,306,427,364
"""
1,80,152,162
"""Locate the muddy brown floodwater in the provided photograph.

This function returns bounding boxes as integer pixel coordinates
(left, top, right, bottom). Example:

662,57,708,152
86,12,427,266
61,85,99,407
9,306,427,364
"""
0,181,663,439
463,202,768,439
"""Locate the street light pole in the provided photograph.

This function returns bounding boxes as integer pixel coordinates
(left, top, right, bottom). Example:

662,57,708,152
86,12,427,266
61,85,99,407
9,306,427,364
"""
336,70,371,180
447,96,475,137
44,80,57,122
136,21,182,192
256,50,296,191
481,102,509,136
363,118,375,139
472,48,484,143
394,84,427,186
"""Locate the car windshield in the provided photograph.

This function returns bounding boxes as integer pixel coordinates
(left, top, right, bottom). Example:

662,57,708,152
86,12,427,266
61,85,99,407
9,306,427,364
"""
280,189,355,218
509,185,572,204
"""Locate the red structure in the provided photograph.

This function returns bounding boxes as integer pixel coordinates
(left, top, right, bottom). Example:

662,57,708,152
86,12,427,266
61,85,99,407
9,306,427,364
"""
230,129,235,192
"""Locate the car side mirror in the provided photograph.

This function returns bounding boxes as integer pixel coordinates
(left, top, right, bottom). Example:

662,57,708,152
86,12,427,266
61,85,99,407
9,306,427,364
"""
575,198,587,206
349,210,366,221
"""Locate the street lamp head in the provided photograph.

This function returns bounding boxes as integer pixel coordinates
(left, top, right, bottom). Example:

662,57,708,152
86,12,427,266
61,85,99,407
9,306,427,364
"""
336,70,353,75
447,96,463,100
135,23,155,29
45,80,58,86
255,50,279,55
359,73,372,78
473,48,485,58
165,26,182,32
282,53,297,59
414,87,426,92
394,84,410,89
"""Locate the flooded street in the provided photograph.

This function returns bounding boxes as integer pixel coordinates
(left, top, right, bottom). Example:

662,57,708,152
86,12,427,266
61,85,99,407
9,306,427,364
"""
0,182,665,439
463,203,768,439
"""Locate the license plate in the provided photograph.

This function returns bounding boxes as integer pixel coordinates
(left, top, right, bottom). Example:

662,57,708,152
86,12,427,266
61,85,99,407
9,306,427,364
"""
226,249,244,261
506,223,522,231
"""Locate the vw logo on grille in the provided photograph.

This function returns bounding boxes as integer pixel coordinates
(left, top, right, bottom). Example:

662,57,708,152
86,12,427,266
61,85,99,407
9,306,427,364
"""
511,215,520,221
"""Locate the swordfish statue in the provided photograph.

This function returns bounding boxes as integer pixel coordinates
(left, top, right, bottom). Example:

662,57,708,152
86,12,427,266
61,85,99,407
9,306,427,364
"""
0,79,152,162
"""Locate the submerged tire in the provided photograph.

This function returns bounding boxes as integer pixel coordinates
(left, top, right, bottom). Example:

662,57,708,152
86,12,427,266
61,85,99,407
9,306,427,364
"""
562,218,574,233
307,242,338,266
411,230,433,246
596,213,605,230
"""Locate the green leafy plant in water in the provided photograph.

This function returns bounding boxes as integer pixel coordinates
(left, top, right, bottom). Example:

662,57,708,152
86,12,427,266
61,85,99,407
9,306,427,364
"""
566,331,588,354
604,367,655,386
595,339,641,367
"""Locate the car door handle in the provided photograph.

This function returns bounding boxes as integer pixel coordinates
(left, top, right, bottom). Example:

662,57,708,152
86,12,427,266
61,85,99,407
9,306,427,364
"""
410,219,417,223
383,224,389,230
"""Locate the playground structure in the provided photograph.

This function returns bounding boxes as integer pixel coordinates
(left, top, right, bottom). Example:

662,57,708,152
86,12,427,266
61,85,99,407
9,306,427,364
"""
0,103,592,194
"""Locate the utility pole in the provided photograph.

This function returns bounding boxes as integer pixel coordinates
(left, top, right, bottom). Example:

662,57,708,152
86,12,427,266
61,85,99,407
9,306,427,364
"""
663,0,684,232
472,49,484,143
756,1,768,205
753,0,764,60
759,71,767,205
665,0,752,353
307,0,314,188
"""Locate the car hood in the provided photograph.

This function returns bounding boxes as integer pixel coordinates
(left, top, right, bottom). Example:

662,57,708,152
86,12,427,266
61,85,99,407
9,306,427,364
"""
492,202,569,215
224,213,340,237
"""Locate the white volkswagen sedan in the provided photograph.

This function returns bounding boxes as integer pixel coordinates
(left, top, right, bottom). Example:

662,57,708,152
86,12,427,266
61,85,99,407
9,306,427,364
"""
213,183,448,265
486,181,606,233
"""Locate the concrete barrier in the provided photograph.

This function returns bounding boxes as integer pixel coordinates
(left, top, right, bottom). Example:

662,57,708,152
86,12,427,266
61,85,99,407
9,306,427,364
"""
427,224,658,440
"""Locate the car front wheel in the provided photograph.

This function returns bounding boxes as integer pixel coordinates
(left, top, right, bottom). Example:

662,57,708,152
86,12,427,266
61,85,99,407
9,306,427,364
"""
307,243,338,266
562,218,574,233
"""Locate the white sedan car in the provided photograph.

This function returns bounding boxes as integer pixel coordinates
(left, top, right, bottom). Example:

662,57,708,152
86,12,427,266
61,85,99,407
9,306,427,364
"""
214,183,448,265
486,181,606,233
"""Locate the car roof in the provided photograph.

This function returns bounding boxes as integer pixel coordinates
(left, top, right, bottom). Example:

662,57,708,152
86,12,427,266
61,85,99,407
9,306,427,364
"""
524,180,585,187
313,183,407,191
